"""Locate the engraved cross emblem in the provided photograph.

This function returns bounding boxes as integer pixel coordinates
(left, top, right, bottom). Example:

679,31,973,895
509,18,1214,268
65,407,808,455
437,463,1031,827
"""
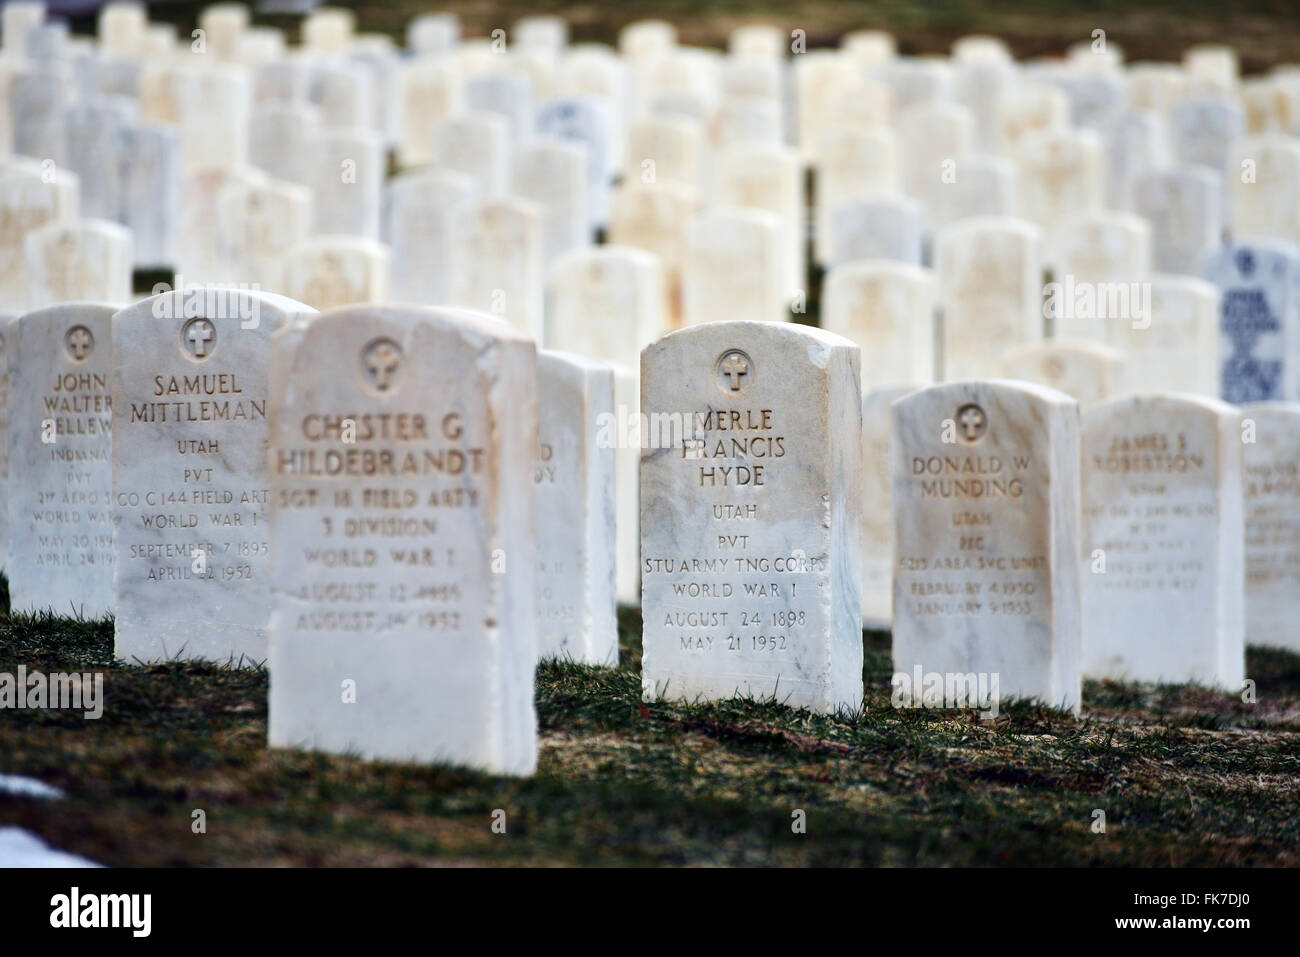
65,326,93,362
721,353,748,390
362,338,403,392
186,319,214,357
957,403,987,443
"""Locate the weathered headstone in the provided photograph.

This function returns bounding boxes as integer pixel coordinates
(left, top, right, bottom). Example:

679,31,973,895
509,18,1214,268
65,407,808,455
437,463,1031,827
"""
112,287,316,664
640,321,864,712
1242,402,1300,653
308,125,383,241
898,101,975,226
511,140,589,266
249,102,321,186
545,245,665,366
861,385,917,629
267,304,537,774
883,57,952,115
383,169,474,306
1047,211,1151,341
279,236,389,312
624,114,702,191
308,59,374,129
1202,240,1300,402
302,6,353,54
24,219,131,309
467,70,533,141
63,96,136,221
713,92,783,148
1100,108,1168,213
11,67,69,164
536,95,614,228
953,51,1014,153
683,208,786,325
793,51,857,159
1000,340,1128,405
433,112,509,199
0,314,13,573
447,197,544,340
1112,274,1219,395
3,1,45,57
1049,210,1151,283
1015,127,1102,238
608,181,694,328
1081,394,1244,689
996,83,1069,158
98,2,146,58
822,260,936,388
176,63,252,171
813,125,900,264
407,13,459,55
536,350,617,664
397,57,462,169
826,195,924,267
1231,134,1300,246
714,143,803,297
1130,164,1224,276
0,161,79,313
925,153,1016,231
892,380,1082,713
1172,94,1244,177
118,124,179,269
935,216,1044,380
214,176,313,290
8,302,117,617
177,164,264,282
1127,62,1185,114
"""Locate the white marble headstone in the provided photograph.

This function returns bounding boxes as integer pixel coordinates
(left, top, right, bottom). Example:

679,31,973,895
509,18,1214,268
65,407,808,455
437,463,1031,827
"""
861,385,917,629
447,197,544,341
112,288,316,664
1130,164,1223,276
536,349,617,665
1242,402,1300,654
545,245,665,366
822,260,935,389
267,304,537,774
383,169,474,306
1000,340,1127,405
1081,394,1244,689
641,320,864,712
935,216,1044,380
8,302,117,617
279,236,389,312
892,380,1082,713
24,219,131,309
683,207,785,325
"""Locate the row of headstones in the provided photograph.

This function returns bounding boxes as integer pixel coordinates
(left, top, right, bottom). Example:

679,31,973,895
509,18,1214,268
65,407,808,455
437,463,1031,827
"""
2,291,1297,774
1,1,1295,340
2,3,1293,303
5,197,1300,414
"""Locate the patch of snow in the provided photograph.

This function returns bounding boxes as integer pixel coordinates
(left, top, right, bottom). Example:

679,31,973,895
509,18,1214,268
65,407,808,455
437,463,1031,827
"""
0,774,66,800
0,828,102,868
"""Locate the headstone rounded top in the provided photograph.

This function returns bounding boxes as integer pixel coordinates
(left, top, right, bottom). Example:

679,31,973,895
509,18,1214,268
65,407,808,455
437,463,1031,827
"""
114,287,315,326
936,214,1042,243
549,243,659,276
308,303,533,345
896,377,1080,411
20,301,123,324
642,317,859,358
1086,391,1240,421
